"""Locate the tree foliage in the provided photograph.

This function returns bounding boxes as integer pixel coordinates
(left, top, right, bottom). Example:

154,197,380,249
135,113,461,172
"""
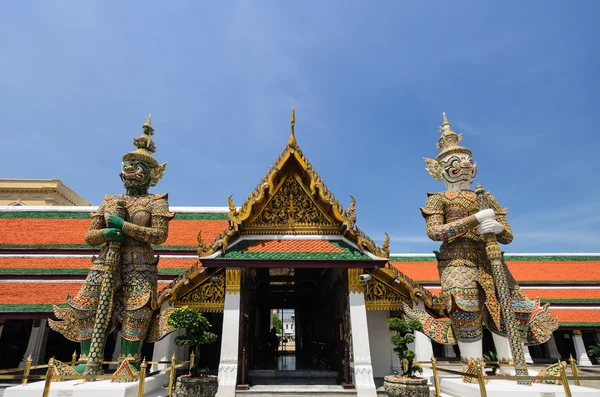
588,344,600,358
272,314,282,333
389,317,423,378
482,350,500,373
168,306,218,376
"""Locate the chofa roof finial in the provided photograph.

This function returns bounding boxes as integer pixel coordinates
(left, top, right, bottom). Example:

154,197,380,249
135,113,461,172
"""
288,105,297,148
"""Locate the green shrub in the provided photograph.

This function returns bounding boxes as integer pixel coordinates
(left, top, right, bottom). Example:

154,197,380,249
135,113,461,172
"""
389,317,423,378
168,306,218,376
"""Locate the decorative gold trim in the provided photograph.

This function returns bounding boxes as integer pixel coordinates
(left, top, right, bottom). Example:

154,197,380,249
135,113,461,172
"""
175,271,225,312
198,226,238,258
226,268,241,294
243,173,339,235
157,261,205,306
572,329,582,336
194,108,389,258
372,267,446,313
364,271,412,311
348,268,364,294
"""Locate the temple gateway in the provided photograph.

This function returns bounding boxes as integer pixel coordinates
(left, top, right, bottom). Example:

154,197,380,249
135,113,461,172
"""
0,111,599,397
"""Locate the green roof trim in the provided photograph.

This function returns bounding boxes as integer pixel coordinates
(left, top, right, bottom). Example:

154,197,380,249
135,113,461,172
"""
412,280,600,285
219,240,371,260
389,256,437,262
0,268,187,275
0,304,68,312
0,212,91,219
173,213,229,220
0,244,196,251
0,211,228,220
505,256,600,261
389,255,600,262
559,322,600,327
0,244,91,249
541,298,600,303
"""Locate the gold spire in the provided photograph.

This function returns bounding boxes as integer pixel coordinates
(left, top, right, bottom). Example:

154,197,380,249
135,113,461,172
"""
434,112,468,160
442,112,449,126
288,105,297,148
142,114,154,135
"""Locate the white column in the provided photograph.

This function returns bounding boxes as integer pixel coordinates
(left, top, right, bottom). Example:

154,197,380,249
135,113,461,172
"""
349,292,377,397
151,329,183,371
366,310,392,378
216,293,241,397
412,302,434,362
0,320,4,340
150,302,181,372
491,333,533,364
546,334,561,359
572,330,593,366
523,343,533,364
492,333,511,362
110,333,122,370
20,319,49,366
444,344,457,358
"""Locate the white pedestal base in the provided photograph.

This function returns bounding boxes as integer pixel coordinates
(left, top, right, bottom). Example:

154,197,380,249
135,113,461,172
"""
441,377,599,397
4,372,168,397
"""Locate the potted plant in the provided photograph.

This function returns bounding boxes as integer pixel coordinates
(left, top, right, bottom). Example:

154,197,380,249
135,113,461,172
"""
168,306,218,397
588,344,600,365
384,317,429,397
482,351,500,375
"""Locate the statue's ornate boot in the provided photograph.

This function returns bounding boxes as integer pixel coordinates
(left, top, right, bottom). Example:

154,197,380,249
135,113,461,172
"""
112,339,143,382
73,339,91,374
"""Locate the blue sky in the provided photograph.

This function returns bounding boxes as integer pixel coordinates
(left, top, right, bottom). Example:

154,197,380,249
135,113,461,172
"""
1,1,599,253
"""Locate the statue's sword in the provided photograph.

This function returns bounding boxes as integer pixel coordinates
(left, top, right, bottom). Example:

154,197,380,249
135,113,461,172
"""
475,183,531,385
84,200,127,377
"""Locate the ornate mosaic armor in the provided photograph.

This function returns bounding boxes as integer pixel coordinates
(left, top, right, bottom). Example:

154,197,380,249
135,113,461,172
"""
421,189,544,343
55,193,173,343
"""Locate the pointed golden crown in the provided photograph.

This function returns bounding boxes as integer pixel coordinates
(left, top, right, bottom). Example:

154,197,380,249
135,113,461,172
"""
122,114,167,186
434,112,470,161
123,114,159,166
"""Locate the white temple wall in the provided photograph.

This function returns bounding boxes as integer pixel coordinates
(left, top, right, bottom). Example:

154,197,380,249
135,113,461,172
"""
366,310,392,378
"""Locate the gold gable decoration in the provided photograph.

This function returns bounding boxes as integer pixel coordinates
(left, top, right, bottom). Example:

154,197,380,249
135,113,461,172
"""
364,272,412,311
379,266,446,313
175,270,225,312
245,175,338,235
157,262,208,307
196,106,389,258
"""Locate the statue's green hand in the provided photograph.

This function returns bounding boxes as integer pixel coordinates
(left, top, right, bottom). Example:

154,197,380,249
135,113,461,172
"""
107,215,125,230
103,228,125,242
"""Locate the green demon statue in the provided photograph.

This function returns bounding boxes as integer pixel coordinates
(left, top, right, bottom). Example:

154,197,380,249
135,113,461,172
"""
50,116,174,376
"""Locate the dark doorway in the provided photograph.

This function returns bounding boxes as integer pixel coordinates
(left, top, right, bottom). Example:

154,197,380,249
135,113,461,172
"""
241,267,348,383
0,320,32,369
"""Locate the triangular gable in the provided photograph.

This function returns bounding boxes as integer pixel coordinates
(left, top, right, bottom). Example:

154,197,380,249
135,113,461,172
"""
197,108,389,259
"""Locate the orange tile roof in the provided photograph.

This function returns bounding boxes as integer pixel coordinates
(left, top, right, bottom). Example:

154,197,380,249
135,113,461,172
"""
241,240,344,253
507,261,600,282
552,310,600,325
390,262,439,281
523,289,600,300
421,286,600,301
0,257,195,270
389,260,600,283
165,220,228,247
0,219,90,246
0,281,171,305
0,218,228,248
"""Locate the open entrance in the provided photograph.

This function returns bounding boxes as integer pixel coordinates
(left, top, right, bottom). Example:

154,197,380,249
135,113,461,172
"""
240,267,349,384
